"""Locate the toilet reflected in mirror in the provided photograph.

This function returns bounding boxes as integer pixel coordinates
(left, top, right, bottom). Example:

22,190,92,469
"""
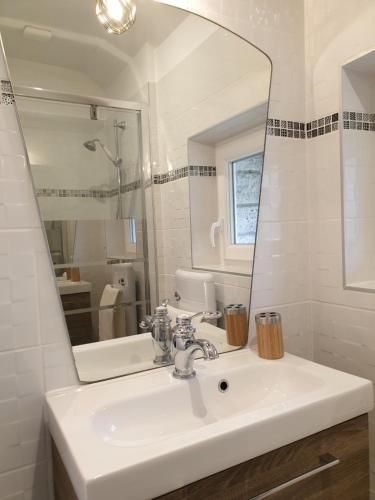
1,0,271,381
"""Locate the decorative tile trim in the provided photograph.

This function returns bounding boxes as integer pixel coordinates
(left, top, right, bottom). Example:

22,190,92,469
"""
342,111,375,131
121,179,141,193
306,113,339,138
36,188,109,199
267,119,306,139
36,167,217,196
153,166,188,184
1,79,15,105
153,165,216,185
189,165,216,177
267,113,340,139
36,180,141,199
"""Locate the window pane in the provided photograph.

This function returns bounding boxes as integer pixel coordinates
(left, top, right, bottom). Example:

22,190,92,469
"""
128,218,137,244
231,153,263,245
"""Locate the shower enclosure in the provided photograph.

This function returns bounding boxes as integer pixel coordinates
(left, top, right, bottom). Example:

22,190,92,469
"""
14,86,155,345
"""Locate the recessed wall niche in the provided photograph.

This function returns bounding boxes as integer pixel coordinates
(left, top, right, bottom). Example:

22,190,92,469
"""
341,49,375,292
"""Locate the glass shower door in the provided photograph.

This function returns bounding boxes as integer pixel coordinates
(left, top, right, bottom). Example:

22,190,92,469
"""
15,95,150,348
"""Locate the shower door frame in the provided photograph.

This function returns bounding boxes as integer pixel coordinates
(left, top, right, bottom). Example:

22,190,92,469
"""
14,84,158,318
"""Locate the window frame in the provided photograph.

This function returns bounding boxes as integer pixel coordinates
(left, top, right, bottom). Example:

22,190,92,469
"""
215,127,265,269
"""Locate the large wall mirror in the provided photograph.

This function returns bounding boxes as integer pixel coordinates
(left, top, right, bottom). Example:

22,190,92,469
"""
341,50,375,293
1,0,271,381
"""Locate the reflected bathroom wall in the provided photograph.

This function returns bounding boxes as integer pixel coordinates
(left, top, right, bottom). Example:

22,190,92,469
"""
15,95,151,347
16,97,143,221
189,105,267,277
1,0,271,382
151,16,270,308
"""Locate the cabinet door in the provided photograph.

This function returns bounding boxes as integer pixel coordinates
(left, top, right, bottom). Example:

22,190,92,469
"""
60,292,94,345
156,415,369,500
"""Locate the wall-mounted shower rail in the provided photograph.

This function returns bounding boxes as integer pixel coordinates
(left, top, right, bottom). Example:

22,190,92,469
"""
13,84,143,113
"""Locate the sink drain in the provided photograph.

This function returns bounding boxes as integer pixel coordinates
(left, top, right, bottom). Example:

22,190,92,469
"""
218,379,229,393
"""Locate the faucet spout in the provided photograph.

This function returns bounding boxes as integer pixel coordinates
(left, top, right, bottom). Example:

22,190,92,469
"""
173,338,218,379
171,313,219,379
195,339,219,360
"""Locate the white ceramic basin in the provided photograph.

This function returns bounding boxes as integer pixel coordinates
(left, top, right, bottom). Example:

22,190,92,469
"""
46,349,373,500
73,325,236,382
93,363,322,447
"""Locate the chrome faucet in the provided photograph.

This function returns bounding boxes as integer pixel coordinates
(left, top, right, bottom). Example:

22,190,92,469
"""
172,314,219,379
140,304,172,366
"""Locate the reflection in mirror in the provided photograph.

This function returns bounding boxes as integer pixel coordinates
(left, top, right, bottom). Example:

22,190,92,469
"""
1,0,271,381
341,50,375,293
189,104,267,276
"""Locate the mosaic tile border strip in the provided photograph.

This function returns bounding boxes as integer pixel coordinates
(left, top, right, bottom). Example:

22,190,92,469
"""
153,165,216,185
267,119,306,139
1,79,15,105
36,180,141,199
343,111,375,131
121,179,141,193
153,166,187,184
36,188,110,199
189,165,216,177
267,113,340,139
306,113,339,138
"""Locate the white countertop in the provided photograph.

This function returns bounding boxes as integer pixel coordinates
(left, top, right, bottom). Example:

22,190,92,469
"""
57,280,92,295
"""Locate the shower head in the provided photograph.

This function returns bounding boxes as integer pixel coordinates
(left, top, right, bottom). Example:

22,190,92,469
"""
83,138,122,167
114,121,126,130
83,140,98,152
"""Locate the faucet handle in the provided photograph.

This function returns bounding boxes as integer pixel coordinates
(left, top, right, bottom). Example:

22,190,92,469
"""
154,305,169,318
139,315,153,333
173,314,196,338
190,311,222,322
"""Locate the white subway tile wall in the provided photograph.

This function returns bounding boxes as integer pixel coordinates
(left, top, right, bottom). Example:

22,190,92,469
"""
305,0,375,494
160,0,375,493
0,50,78,500
158,0,311,359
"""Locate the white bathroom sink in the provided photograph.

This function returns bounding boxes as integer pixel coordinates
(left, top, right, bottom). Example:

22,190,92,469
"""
93,362,322,447
73,325,237,382
46,349,373,500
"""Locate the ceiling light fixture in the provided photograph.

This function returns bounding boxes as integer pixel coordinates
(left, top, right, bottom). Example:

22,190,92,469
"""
96,0,136,35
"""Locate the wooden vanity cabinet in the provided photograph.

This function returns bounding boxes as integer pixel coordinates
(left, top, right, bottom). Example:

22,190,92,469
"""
53,414,369,500
157,414,369,500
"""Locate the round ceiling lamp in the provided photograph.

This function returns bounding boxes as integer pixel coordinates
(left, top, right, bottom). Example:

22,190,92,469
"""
96,0,136,35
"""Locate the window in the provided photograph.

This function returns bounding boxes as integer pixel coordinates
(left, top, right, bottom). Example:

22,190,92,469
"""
229,153,263,245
